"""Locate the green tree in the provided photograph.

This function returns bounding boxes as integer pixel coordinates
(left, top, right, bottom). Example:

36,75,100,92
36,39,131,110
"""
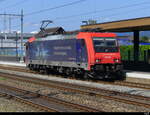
140,36,150,43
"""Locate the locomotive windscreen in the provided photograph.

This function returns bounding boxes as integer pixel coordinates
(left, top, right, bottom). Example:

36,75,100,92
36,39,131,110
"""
93,37,118,53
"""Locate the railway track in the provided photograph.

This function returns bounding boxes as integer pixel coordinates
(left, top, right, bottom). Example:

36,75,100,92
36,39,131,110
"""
0,72,150,109
0,92,57,112
114,81,150,90
0,65,149,90
0,83,101,112
95,81,150,90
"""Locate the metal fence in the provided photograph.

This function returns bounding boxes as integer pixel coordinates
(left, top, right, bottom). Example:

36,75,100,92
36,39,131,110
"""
0,47,25,57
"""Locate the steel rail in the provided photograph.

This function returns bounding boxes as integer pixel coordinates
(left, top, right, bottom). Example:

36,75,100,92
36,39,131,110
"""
0,83,101,112
0,65,149,90
114,81,150,90
0,72,150,109
94,80,150,90
0,92,58,112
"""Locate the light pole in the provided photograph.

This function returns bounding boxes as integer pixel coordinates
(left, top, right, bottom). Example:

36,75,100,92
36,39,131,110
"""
15,32,18,61
0,11,24,62
0,34,3,55
20,9,24,63
0,35,3,49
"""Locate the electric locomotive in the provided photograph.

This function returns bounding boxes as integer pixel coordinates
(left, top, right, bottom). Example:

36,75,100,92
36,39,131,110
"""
25,27,125,80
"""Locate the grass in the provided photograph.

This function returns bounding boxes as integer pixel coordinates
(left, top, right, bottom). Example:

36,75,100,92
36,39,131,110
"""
0,77,7,80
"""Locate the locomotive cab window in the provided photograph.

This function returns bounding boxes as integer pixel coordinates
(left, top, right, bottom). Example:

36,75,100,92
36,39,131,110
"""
93,37,118,53
105,39,116,47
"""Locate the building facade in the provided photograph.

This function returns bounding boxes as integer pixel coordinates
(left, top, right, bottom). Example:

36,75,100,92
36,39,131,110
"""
0,33,34,57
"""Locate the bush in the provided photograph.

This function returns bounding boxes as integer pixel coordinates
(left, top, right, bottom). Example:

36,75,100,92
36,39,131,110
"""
120,45,150,61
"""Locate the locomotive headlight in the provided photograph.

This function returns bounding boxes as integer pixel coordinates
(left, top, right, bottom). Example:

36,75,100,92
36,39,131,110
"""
96,59,101,63
114,59,120,63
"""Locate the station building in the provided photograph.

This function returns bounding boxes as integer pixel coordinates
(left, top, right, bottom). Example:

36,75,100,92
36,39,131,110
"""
0,32,34,61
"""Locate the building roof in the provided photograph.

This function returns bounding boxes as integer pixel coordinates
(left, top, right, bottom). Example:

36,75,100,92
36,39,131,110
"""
81,16,150,32
35,27,66,38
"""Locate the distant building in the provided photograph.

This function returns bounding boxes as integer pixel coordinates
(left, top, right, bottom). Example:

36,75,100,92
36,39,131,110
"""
117,35,150,46
116,35,133,46
0,33,34,57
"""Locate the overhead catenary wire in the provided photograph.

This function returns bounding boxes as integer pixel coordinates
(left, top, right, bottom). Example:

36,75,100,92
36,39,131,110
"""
25,0,88,16
55,4,150,24
51,0,150,21
0,0,29,11
13,2,150,30
22,0,150,29
23,0,150,27
53,5,150,31
9,0,150,32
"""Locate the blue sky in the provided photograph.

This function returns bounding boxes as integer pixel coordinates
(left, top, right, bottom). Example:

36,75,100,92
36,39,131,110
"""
0,0,150,33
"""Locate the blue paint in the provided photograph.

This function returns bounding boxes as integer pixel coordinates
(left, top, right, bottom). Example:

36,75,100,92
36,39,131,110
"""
27,39,88,64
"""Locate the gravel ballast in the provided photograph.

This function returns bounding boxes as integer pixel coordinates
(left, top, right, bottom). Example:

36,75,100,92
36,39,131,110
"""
0,97,41,112
0,69,149,98
0,73,149,112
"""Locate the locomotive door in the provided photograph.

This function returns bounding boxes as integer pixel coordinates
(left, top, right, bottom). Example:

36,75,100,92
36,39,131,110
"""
25,43,30,63
76,39,85,65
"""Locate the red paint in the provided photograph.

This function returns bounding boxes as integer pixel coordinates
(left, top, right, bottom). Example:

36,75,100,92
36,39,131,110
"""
28,37,36,43
95,52,121,64
77,32,121,70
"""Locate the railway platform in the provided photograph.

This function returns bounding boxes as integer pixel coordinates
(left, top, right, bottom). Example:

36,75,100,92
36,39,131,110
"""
0,61,149,79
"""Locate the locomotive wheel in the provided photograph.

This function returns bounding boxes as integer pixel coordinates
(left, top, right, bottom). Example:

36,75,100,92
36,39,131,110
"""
28,66,32,70
116,70,126,80
44,68,50,74
65,68,71,76
83,72,90,80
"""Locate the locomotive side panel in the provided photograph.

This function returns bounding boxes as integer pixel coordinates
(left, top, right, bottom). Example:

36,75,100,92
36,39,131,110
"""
27,39,88,69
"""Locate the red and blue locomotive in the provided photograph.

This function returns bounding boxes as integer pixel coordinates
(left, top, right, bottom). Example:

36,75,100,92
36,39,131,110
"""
25,27,125,80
